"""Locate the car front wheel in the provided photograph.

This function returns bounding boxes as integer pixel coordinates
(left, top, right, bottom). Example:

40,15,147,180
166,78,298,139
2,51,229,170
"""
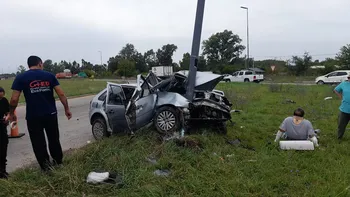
317,80,325,85
154,106,179,135
92,118,110,140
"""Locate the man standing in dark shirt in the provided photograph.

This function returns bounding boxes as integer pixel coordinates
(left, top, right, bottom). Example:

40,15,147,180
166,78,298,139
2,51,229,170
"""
0,87,9,178
8,56,72,172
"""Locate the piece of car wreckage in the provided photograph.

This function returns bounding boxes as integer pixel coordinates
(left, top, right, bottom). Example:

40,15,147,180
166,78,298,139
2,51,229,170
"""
88,71,235,140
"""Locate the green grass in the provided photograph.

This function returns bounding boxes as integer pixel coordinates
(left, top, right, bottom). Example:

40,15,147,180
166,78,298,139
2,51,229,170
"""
1,82,349,197
0,79,110,103
265,75,316,83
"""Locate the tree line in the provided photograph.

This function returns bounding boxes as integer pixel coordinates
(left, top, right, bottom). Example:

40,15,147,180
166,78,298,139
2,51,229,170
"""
13,29,350,77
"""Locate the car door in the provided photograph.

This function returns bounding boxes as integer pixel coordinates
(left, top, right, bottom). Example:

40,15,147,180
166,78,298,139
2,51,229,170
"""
230,72,240,82
336,71,348,83
125,75,157,130
325,72,338,83
105,83,128,132
237,71,245,82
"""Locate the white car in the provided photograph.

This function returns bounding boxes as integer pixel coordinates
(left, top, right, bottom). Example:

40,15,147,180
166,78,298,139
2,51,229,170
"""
315,70,350,85
223,70,264,83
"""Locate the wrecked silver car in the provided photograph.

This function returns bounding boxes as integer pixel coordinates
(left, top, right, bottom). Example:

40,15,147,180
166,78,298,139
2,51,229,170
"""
89,71,233,140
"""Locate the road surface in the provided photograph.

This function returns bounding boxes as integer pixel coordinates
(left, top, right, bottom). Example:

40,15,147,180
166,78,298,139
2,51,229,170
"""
7,95,95,172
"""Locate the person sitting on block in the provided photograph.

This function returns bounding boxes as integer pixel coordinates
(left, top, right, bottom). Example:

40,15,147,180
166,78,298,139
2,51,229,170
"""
274,108,319,147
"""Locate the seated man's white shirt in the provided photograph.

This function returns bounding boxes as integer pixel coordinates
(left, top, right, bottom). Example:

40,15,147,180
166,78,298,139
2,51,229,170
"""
280,117,315,140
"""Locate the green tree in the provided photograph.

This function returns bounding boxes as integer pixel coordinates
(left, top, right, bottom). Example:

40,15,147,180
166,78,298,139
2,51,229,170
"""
197,55,208,71
179,53,207,71
156,44,178,66
144,49,158,69
43,59,54,73
81,59,93,70
116,59,136,77
119,43,137,59
118,43,148,72
179,52,190,70
71,61,80,74
289,52,313,76
336,44,350,67
202,30,245,67
107,56,120,73
17,65,26,74
320,58,339,67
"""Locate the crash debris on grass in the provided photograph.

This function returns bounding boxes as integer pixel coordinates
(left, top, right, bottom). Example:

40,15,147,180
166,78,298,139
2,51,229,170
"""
86,171,123,186
153,169,171,177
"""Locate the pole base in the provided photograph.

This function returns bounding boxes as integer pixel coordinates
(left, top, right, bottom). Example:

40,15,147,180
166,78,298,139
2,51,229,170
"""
8,133,25,138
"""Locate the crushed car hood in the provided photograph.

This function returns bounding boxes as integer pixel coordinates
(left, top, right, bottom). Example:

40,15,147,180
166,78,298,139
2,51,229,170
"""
193,72,224,91
146,71,224,95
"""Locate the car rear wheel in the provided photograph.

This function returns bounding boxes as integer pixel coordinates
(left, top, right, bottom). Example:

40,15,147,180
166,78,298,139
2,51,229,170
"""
244,78,250,82
317,80,324,85
92,118,110,140
154,106,179,135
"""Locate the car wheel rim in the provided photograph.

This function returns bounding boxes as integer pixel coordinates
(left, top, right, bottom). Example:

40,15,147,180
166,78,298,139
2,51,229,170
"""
157,111,176,131
93,122,104,139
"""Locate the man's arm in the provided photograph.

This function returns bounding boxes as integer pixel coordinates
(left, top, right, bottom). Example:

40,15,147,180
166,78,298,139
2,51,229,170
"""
334,83,343,100
275,118,287,142
9,90,21,116
54,85,69,110
334,90,343,100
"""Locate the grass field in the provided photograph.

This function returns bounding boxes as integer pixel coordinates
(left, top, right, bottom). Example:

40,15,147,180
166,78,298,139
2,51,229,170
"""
264,75,316,83
0,79,110,103
1,82,349,197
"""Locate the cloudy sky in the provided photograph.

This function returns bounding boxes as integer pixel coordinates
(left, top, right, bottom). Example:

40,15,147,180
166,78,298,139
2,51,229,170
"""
1,0,349,73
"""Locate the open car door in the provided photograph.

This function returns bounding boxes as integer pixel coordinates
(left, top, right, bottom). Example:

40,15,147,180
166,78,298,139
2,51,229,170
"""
125,74,157,131
105,82,129,132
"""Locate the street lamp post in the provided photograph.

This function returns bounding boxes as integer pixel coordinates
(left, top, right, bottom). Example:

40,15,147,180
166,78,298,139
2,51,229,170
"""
240,6,249,69
98,51,103,67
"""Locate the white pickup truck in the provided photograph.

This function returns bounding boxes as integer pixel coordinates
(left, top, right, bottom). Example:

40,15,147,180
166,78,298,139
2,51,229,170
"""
223,70,264,83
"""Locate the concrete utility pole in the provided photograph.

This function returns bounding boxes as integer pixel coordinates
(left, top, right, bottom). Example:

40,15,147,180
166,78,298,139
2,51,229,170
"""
185,0,206,101
98,51,103,67
241,6,249,69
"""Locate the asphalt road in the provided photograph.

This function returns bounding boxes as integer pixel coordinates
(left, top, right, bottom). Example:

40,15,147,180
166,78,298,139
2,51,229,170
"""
7,95,95,172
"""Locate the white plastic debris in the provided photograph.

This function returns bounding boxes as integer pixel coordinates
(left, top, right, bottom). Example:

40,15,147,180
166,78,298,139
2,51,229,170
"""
87,141,91,144
9,121,17,129
324,97,332,100
279,140,314,150
86,172,110,184
154,169,171,177
180,128,185,138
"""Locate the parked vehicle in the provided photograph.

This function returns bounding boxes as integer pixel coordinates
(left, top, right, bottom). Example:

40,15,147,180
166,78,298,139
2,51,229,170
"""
315,70,350,85
151,66,173,79
222,74,233,81
89,71,233,140
223,70,264,83
56,72,72,79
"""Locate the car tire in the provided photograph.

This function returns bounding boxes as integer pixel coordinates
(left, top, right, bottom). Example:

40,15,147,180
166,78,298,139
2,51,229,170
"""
317,80,324,85
244,78,250,82
92,117,110,140
154,106,180,135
